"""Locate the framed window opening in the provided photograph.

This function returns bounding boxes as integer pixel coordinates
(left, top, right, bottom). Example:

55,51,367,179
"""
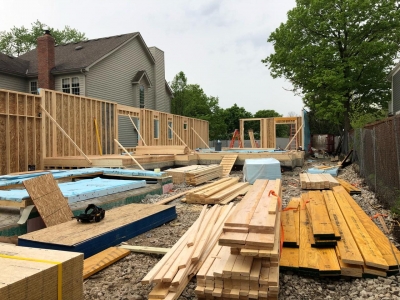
168,121,173,139
183,122,188,130
154,119,159,139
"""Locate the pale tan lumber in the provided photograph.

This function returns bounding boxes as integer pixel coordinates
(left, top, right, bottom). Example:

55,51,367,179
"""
155,191,189,205
191,127,210,149
40,104,92,164
168,124,190,150
114,139,145,170
187,205,207,247
284,124,303,150
118,245,170,255
129,115,147,146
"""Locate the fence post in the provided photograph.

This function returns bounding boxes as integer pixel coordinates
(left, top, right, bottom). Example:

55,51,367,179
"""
394,117,400,190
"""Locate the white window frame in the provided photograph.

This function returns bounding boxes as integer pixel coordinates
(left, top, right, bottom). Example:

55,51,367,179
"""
154,119,159,139
168,121,173,139
62,77,80,95
29,80,38,95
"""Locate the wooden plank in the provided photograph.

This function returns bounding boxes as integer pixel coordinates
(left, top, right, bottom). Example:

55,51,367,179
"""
322,190,364,265
281,210,297,247
23,173,73,227
307,191,335,239
334,186,400,270
83,247,130,279
118,245,170,254
337,178,361,195
280,247,299,270
332,187,389,270
224,179,269,228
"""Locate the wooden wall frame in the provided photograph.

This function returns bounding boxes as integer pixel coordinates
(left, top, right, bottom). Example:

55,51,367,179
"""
239,117,303,149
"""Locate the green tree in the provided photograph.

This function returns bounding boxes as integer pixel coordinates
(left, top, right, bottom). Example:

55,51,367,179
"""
253,109,289,138
0,20,87,57
224,104,253,138
263,0,400,152
170,71,187,116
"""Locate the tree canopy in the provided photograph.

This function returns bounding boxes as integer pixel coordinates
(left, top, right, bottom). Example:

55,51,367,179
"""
263,0,400,151
0,20,87,57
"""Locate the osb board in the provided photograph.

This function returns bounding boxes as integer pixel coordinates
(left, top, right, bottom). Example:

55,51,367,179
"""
23,173,73,227
19,203,174,247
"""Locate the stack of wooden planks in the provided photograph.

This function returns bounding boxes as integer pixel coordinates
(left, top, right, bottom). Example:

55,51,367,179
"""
185,177,250,204
204,179,282,299
280,186,400,278
135,145,190,155
337,178,361,195
299,173,339,189
141,203,236,300
165,165,223,185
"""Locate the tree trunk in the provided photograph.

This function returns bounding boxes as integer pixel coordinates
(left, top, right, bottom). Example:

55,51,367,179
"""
342,99,351,154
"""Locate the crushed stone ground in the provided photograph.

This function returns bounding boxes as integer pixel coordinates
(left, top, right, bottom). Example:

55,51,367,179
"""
83,159,400,300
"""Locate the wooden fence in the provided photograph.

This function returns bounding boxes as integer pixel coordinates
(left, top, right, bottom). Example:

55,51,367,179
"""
0,89,209,175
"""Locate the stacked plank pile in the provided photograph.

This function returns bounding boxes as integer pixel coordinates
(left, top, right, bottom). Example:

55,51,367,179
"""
141,204,236,300
280,186,400,278
197,179,282,300
0,243,83,300
135,145,190,155
165,165,223,185
185,177,250,204
299,173,339,189
337,178,362,195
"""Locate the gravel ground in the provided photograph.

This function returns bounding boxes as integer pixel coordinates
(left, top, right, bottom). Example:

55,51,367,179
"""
83,159,400,300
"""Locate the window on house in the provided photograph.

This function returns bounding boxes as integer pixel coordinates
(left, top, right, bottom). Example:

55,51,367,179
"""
168,121,173,139
136,119,141,143
30,81,38,94
183,123,188,130
62,77,80,95
140,85,145,108
154,119,159,138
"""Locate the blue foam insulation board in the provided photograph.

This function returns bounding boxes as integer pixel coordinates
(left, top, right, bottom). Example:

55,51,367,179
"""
0,168,105,188
307,167,339,177
243,158,282,184
0,177,146,203
18,205,177,258
100,168,167,177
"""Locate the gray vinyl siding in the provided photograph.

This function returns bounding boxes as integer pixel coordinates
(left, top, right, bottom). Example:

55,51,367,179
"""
86,37,155,109
149,47,169,113
118,115,138,147
0,73,28,93
393,71,400,114
54,73,86,96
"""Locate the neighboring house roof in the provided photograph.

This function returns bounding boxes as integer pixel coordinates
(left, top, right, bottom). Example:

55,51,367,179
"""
388,63,400,81
165,81,174,98
131,70,152,87
0,53,29,77
1,32,156,77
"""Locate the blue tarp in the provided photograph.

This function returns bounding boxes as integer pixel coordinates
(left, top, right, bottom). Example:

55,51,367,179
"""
307,167,339,177
243,158,282,184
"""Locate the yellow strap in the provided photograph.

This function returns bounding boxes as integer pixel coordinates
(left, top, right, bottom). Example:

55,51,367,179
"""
0,254,62,300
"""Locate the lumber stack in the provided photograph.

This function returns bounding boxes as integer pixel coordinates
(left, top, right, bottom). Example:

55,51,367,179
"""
185,177,250,204
141,203,236,300
135,145,190,155
165,165,223,185
280,186,400,278
0,243,83,300
299,173,339,189
336,178,361,195
207,179,282,299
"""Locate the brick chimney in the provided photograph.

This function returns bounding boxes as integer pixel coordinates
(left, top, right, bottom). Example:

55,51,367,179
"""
37,29,55,90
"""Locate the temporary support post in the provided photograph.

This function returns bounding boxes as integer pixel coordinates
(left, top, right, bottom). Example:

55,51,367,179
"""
40,105,92,165
191,127,210,149
94,118,103,155
168,124,191,151
114,139,145,170
128,115,147,146
284,124,303,150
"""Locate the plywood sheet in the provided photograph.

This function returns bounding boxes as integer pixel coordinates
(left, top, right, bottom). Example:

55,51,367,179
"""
23,173,73,227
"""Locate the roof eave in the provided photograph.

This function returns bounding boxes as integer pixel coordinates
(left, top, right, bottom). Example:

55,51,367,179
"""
387,63,400,81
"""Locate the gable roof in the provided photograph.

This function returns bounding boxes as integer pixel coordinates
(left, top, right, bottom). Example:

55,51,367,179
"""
13,32,155,76
131,70,152,87
0,53,29,76
165,81,173,98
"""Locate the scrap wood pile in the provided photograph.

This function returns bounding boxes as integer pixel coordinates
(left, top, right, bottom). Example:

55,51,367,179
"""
336,178,361,195
299,173,339,190
134,145,190,155
280,186,400,278
165,165,223,185
185,177,250,204
141,203,235,300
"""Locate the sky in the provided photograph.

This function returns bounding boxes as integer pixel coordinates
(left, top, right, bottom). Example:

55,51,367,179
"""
1,0,303,116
